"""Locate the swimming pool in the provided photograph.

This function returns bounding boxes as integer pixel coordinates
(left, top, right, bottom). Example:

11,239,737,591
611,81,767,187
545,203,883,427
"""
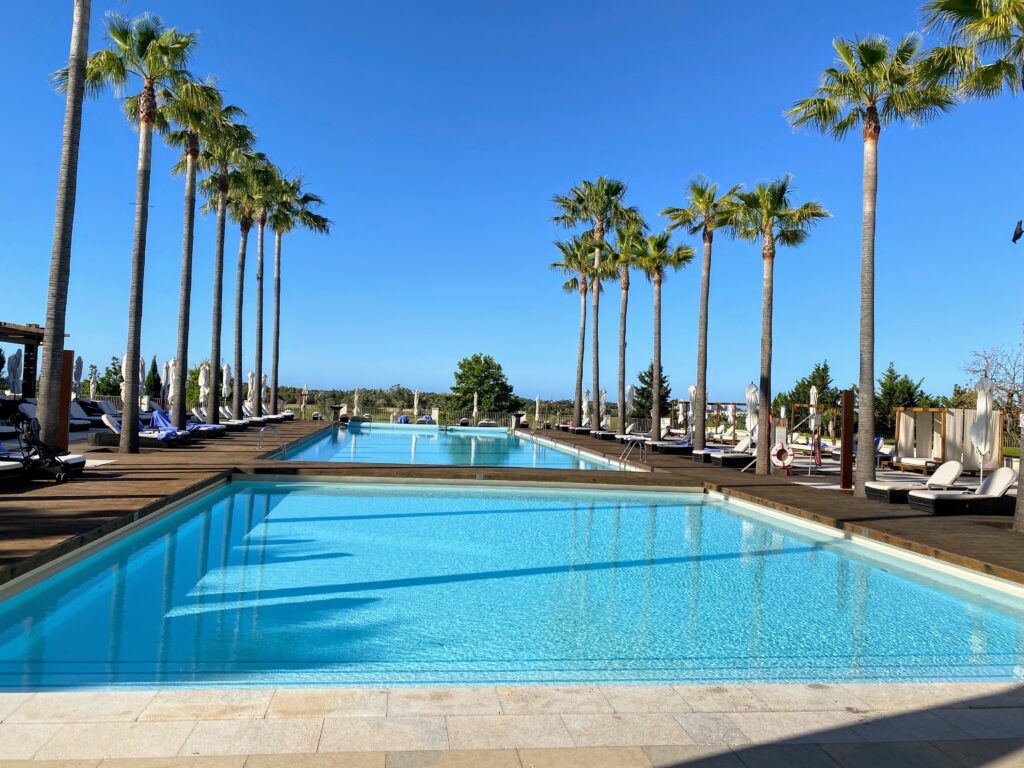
279,423,618,470
3,479,1024,689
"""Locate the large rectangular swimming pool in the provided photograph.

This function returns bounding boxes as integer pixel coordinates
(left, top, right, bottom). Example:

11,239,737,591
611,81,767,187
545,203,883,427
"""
2,480,1023,689
279,423,618,470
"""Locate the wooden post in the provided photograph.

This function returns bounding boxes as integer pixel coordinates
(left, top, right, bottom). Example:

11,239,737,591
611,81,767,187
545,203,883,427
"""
56,349,73,451
840,389,853,491
22,343,38,398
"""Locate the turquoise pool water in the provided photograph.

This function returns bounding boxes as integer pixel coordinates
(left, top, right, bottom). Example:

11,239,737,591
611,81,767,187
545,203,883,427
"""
280,423,616,470
2,480,1024,689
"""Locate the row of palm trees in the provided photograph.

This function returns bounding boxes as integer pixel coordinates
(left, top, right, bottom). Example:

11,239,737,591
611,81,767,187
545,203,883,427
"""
551,1,1022,508
35,4,330,454
551,176,827,473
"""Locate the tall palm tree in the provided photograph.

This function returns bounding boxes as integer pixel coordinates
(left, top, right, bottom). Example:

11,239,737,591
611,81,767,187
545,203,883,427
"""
609,221,646,434
786,35,954,495
250,160,281,418
37,0,91,448
661,176,741,451
198,118,255,424
552,178,643,422
550,236,596,426
733,176,829,474
164,80,242,428
267,174,330,414
635,232,694,442
74,12,197,452
923,0,1024,530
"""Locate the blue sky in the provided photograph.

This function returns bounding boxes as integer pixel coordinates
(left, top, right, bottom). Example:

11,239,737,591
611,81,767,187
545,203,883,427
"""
0,0,1019,401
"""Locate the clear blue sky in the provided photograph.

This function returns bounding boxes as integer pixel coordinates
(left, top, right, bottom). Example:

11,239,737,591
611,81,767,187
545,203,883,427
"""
1,0,1019,401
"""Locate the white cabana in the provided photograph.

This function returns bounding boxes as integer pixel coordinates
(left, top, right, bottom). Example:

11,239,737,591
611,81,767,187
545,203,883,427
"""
7,350,22,396
745,383,759,435
472,391,479,419
88,368,98,400
71,356,83,398
971,377,996,481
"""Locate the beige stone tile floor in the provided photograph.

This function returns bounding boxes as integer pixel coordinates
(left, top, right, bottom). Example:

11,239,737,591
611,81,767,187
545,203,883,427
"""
2,683,1024,765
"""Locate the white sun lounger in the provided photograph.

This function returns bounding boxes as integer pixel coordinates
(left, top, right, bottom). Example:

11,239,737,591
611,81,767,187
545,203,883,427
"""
865,460,964,504
908,466,1018,515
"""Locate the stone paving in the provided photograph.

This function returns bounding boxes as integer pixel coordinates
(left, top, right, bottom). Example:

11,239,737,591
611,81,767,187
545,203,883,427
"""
3,682,1024,765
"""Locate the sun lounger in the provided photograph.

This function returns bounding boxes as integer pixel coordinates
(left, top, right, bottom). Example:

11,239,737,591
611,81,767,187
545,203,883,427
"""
89,414,185,448
222,405,264,425
194,407,246,430
0,449,86,478
152,410,225,438
17,401,91,432
0,459,25,482
865,461,965,504
650,441,693,456
908,467,1018,515
244,404,284,423
710,436,754,468
590,430,617,440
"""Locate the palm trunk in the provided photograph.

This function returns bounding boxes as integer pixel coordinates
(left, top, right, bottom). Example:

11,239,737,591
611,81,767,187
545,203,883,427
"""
854,120,880,496
693,231,712,451
253,217,265,417
617,266,629,435
37,0,90,447
270,230,282,415
207,175,227,425
756,237,775,474
573,280,587,426
232,223,251,419
591,221,604,426
119,84,156,454
651,274,662,442
172,134,198,429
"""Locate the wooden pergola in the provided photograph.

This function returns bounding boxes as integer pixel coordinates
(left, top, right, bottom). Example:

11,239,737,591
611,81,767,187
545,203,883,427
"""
0,322,48,398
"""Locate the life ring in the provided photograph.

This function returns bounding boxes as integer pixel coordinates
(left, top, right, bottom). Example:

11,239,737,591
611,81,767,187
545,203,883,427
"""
771,441,794,471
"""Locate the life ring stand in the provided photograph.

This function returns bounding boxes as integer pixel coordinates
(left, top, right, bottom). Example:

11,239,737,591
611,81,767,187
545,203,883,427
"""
771,441,794,474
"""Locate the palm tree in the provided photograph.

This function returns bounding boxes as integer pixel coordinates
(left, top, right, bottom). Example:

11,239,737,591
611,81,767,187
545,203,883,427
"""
550,236,596,426
609,221,646,434
661,176,741,451
733,176,829,474
164,80,242,428
786,35,954,495
635,232,694,442
74,12,197,452
198,118,255,424
37,0,91,448
267,174,330,414
922,0,1024,530
250,160,281,418
552,178,643,423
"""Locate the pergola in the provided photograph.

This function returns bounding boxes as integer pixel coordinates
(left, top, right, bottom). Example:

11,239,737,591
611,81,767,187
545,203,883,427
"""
0,322,48,397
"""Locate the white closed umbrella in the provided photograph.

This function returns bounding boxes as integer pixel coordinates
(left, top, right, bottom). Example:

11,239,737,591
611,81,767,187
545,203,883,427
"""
472,391,479,419
809,385,820,433
688,384,697,431
677,400,686,424
535,394,541,424
120,355,130,403
626,384,635,416
599,388,607,427
221,363,231,399
726,403,736,437
246,371,256,409
161,360,171,403
582,389,590,422
745,383,759,435
301,384,309,410
7,350,22,396
198,362,210,408
971,376,996,481
166,363,176,409
413,389,420,417
261,373,268,410
139,357,146,402
88,368,98,400
72,355,83,398
353,387,360,416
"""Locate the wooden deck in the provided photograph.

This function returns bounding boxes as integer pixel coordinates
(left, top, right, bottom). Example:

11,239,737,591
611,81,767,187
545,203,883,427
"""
1,421,1024,589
